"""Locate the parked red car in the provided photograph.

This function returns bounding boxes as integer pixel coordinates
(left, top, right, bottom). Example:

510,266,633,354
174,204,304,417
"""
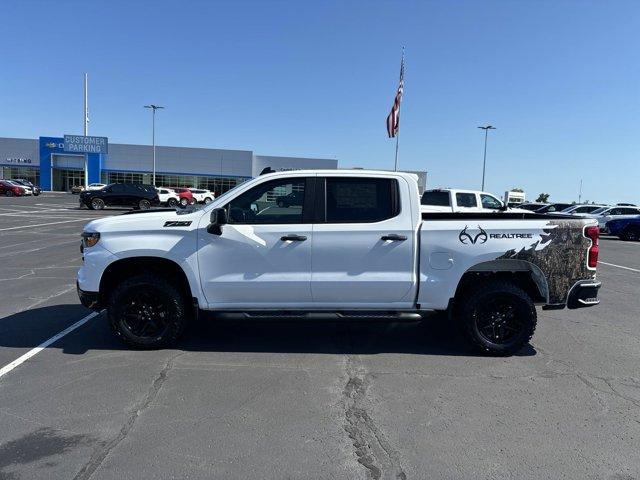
0,180,26,196
168,187,195,206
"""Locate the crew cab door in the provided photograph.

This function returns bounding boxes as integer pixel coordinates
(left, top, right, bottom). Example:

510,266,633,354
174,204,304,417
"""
311,175,416,307
197,176,314,308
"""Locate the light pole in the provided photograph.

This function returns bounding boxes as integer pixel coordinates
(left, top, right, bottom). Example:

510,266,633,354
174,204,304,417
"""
478,125,496,191
144,104,164,186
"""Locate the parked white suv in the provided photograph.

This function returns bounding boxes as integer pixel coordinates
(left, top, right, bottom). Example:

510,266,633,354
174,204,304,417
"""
420,188,522,213
189,188,215,204
156,187,180,207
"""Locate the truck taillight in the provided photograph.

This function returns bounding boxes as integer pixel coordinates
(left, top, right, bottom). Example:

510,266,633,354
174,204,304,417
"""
584,225,599,269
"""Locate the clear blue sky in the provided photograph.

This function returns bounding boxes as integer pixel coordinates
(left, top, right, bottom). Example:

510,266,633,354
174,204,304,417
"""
1,0,638,204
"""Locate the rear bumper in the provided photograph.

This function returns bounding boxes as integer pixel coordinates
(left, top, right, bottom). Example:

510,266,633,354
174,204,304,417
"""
77,281,103,310
566,280,601,309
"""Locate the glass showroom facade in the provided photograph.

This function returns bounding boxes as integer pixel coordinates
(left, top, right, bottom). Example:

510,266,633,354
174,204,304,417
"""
101,171,248,195
0,166,40,185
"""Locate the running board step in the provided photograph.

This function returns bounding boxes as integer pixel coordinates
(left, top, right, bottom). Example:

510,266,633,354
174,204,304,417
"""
212,311,423,322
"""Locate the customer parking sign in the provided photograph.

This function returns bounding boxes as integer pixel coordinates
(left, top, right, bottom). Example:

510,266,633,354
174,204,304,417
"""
63,135,109,154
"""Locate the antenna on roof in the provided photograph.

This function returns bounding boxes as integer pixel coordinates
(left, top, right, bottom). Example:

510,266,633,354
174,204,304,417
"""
260,167,275,175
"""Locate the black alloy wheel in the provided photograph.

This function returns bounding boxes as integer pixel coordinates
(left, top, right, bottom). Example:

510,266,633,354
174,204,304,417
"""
5,191,13,197
139,199,151,210
459,281,537,356
474,296,525,345
91,198,105,210
168,198,178,207
122,291,171,339
108,275,189,349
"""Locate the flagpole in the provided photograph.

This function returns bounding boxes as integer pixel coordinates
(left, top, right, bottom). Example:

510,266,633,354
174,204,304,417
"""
393,47,404,172
393,118,400,171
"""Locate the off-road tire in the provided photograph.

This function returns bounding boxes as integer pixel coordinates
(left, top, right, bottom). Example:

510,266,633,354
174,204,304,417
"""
108,274,189,349
458,281,537,356
91,198,105,210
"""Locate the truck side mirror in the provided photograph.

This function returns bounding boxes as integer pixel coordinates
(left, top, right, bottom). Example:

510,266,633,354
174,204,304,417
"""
207,208,227,235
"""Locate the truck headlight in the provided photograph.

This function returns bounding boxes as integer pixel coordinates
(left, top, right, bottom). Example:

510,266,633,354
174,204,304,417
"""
81,232,101,248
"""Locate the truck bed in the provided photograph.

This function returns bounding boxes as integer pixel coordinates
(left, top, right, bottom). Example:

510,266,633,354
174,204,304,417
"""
417,213,596,310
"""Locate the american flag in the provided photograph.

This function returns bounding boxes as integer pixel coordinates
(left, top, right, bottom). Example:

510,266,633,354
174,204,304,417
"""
386,51,405,138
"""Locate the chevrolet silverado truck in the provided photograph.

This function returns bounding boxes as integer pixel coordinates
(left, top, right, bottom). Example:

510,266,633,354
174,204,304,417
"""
77,170,601,355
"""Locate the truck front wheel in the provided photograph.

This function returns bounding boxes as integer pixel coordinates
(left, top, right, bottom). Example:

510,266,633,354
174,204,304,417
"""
458,281,537,356
107,274,189,349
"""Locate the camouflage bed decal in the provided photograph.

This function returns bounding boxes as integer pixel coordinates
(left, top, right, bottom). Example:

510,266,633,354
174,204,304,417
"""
496,220,595,304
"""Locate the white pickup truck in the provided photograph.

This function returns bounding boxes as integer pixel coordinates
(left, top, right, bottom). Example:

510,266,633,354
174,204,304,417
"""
421,188,529,213
77,170,601,355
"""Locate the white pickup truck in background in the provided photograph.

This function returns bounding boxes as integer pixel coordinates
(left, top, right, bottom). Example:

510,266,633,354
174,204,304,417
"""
420,188,524,213
77,170,601,355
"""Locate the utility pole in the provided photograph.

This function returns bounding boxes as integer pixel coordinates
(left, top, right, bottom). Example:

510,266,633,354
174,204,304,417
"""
478,125,496,191
84,73,89,188
578,178,583,204
144,104,164,186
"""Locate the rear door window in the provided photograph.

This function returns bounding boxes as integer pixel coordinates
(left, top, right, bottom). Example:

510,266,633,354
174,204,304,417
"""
455,192,477,208
325,177,398,223
421,191,450,206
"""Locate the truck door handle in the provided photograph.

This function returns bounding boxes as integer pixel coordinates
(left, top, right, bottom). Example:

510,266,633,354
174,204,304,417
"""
281,234,307,242
381,234,407,241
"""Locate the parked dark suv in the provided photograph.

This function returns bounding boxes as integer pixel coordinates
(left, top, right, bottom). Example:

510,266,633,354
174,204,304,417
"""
79,183,160,210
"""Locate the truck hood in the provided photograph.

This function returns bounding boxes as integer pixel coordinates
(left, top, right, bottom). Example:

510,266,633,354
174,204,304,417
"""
83,208,206,233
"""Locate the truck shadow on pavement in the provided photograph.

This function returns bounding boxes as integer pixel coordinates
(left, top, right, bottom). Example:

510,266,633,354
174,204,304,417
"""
0,305,536,358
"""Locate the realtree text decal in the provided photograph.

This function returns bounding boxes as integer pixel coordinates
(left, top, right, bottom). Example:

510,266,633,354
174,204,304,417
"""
459,225,534,245
489,233,533,239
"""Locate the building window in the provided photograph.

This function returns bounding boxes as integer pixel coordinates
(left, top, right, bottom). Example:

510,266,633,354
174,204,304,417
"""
1,166,40,185
99,171,248,196
101,171,151,185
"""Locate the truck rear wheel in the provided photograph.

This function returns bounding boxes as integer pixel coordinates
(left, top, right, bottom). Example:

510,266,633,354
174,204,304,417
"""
458,281,536,356
107,274,189,349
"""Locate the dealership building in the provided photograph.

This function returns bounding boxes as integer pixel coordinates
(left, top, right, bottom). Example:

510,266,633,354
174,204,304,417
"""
0,136,338,193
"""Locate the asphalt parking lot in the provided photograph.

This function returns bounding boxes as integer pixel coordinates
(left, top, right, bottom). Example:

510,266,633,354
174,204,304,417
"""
0,193,639,480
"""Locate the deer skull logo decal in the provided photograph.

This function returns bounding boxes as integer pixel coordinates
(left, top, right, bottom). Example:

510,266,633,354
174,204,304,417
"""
459,225,488,245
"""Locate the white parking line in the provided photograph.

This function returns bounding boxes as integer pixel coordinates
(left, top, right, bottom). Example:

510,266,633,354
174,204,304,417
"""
0,311,102,380
600,261,640,273
0,218,95,232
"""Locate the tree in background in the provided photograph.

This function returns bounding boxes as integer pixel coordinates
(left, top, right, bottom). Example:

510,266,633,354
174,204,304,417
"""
511,188,524,192
536,193,550,203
